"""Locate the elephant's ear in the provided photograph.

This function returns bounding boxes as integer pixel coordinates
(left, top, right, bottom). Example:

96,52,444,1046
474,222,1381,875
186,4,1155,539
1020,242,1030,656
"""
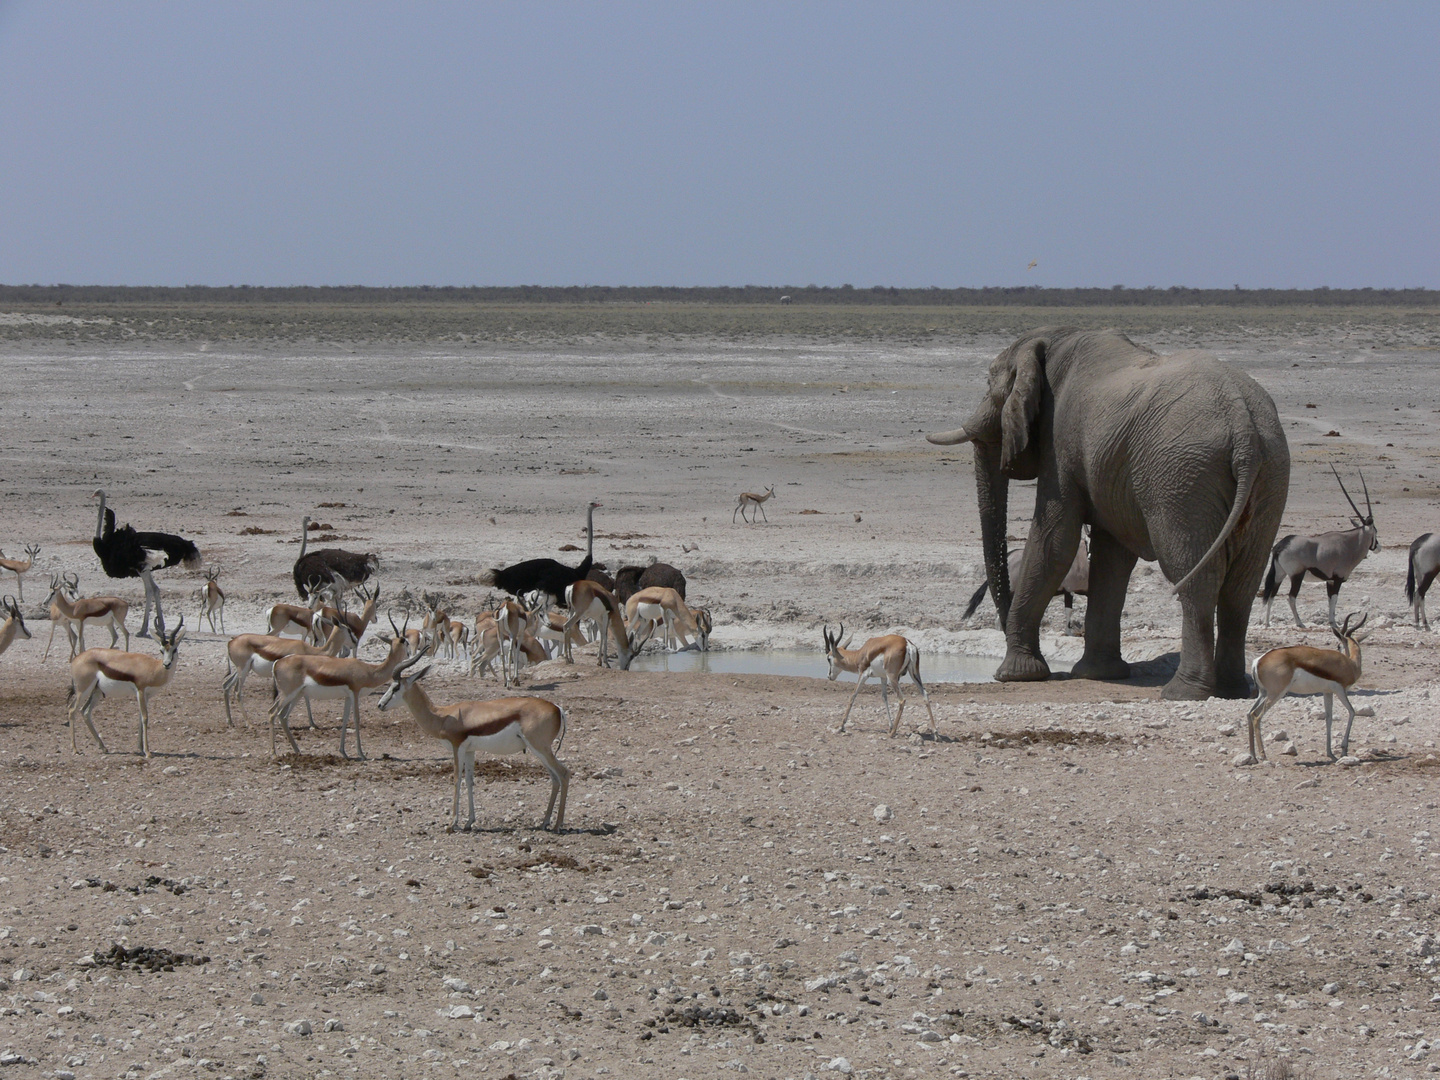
1000,340,1045,470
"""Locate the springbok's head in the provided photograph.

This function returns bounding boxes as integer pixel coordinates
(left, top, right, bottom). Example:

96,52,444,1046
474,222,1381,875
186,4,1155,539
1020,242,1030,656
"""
822,624,846,681
1333,611,1370,649
204,565,221,584
158,617,185,667
378,651,429,711
1332,466,1379,550
22,544,40,563
3,597,30,639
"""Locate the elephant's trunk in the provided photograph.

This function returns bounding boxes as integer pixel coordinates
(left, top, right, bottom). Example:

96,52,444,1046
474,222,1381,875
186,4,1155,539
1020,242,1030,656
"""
973,442,1011,627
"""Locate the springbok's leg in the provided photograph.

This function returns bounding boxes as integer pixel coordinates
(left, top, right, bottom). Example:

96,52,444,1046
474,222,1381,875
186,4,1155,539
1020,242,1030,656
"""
1333,685,1361,758
884,674,906,737
464,751,477,831
529,734,569,831
909,662,938,734
1322,692,1336,760
1246,686,1281,762
838,671,870,733
134,687,149,758
74,684,108,754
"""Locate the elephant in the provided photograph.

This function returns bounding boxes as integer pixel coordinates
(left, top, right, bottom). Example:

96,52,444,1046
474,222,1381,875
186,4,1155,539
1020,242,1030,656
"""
927,327,1289,700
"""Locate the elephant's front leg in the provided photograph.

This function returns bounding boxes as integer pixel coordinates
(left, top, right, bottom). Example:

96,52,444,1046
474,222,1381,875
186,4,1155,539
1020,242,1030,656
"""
996,496,1083,683
1071,527,1136,681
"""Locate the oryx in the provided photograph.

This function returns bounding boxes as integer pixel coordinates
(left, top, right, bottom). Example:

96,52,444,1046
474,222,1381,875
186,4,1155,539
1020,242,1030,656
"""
1404,532,1440,629
1260,467,1378,628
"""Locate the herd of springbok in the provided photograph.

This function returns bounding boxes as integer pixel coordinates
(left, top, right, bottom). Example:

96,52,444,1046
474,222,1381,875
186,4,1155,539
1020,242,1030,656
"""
0,466,1432,831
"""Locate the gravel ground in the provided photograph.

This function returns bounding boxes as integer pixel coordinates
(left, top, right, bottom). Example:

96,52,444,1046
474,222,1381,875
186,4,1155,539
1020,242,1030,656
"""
0,308,1437,1079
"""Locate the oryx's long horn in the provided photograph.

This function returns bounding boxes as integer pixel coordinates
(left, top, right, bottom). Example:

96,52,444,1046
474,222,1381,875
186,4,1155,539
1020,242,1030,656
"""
926,427,972,446
1331,464,1363,521
1359,470,1373,520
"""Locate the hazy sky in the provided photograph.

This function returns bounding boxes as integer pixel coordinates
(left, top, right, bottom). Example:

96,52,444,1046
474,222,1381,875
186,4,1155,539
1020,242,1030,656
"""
1,2,1435,288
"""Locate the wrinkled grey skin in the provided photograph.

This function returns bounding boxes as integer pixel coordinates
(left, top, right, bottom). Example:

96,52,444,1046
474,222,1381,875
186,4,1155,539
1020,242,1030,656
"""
929,328,1289,699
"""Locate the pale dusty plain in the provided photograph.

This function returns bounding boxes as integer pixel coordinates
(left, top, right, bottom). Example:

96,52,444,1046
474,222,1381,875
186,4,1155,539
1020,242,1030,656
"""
0,304,1438,1080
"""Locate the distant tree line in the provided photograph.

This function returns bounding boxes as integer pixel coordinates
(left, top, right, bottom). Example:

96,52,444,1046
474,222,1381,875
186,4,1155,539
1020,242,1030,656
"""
0,283,1436,307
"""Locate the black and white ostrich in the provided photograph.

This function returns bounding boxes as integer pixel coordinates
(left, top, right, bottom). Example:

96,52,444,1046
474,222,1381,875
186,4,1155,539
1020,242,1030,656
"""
481,502,601,607
91,489,201,638
613,561,687,604
292,516,378,600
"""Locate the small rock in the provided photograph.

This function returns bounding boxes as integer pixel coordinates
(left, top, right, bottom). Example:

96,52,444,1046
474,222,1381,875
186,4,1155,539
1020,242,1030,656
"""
1323,982,1340,995
323,1019,344,1032
283,1019,313,1036
1221,938,1245,954
1337,756,1362,767
823,1057,854,1074
1279,741,1298,756
1295,777,1319,789
1226,991,1251,1005
1355,705,1376,717
591,988,607,1001
447,1005,475,1019
1232,752,1257,767
873,804,893,823
442,977,471,993
250,993,264,1005
1217,723,1237,736
574,924,603,936
1265,729,1289,743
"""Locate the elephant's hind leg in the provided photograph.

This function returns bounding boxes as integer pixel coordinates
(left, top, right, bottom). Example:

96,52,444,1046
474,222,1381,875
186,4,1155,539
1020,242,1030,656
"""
1070,528,1136,682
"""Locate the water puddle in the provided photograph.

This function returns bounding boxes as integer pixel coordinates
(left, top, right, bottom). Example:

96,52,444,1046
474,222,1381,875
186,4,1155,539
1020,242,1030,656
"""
628,648,1073,683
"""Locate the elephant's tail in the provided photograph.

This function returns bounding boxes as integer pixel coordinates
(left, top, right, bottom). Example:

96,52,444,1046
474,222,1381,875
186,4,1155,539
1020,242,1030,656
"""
1406,533,1432,604
1171,432,1263,596
1259,536,1291,603
961,579,990,621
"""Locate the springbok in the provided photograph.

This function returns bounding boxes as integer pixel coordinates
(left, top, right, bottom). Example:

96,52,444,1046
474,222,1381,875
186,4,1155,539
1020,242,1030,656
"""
197,566,225,633
268,616,411,759
68,618,185,757
265,578,329,640
624,586,703,651
1405,532,1440,629
44,573,130,656
1246,612,1368,763
377,652,571,832
562,580,652,667
0,597,31,657
1261,467,1379,628
41,574,80,662
822,624,937,736
0,545,41,602
312,584,380,655
733,485,776,523
963,538,1089,632
221,620,356,727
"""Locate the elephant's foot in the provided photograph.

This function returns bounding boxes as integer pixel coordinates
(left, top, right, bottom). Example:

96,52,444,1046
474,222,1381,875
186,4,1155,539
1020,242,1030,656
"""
995,649,1050,682
1070,654,1131,681
1161,672,1214,700
1213,672,1254,700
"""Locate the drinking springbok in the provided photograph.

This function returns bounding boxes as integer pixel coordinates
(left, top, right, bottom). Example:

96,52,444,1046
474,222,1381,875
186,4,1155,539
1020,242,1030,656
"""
1260,467,1378,628
377,652,570,832
822,624,937,736
68,618,184,757
1405,532,1440,629
1246,612,1368,763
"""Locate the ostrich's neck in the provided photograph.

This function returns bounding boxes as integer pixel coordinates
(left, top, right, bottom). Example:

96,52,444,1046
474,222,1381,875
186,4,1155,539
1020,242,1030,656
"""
586,506,596,560
298,521,309,559
94,495,107,540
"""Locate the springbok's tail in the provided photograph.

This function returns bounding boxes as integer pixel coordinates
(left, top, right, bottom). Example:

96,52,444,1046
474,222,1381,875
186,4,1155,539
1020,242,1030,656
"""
555,706,568,754
904,641,924,687
1406,533,1431,603
1259,537,1289,603
961,580,989,621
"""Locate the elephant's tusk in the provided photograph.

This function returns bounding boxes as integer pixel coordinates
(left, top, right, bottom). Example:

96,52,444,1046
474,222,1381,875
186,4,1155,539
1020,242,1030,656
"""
925,427,972,446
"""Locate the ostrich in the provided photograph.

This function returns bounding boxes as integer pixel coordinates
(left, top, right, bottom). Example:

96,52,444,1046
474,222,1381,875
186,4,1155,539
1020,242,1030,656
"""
292,516,378,600
480,502,601,607
613,560,687,605
91,489,200,638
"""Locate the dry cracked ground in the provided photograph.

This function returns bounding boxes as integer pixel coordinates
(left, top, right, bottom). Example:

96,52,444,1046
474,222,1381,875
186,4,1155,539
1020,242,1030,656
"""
0,303,1438,1080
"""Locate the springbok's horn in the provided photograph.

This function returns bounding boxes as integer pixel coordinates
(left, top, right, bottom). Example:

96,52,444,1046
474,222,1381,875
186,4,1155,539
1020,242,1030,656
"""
926,427,972,446
1331,465,1364,521
388,611,401,637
